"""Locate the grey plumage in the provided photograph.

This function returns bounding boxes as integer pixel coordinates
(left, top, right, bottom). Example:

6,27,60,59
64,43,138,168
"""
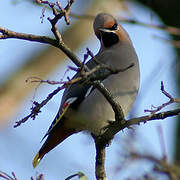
33,12,140,168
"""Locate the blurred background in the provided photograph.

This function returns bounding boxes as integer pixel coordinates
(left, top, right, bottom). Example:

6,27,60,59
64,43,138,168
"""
0,0,180,179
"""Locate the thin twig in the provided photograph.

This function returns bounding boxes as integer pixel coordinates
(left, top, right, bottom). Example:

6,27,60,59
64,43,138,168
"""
14,85,65,127
11,172,18,180
0,171,14,180
144,81,180,114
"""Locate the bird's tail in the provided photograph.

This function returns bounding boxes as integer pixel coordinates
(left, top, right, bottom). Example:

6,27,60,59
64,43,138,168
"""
32,152,43,168
32,123,75,168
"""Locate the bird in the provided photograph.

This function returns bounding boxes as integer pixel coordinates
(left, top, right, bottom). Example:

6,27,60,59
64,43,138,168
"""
32,12,140,168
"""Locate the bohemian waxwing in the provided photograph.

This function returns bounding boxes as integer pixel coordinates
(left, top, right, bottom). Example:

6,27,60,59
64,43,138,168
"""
33,13,140,168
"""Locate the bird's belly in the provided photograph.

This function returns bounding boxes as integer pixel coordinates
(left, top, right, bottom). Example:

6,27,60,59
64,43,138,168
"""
67,72,139,135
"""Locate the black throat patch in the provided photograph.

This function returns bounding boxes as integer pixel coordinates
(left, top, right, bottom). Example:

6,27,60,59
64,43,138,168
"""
101,31,119,48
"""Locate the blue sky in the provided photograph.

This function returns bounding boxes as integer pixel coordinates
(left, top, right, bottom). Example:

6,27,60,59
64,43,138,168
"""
0,1,177,179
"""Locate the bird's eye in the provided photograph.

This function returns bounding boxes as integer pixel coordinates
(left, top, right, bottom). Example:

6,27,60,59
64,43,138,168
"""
109,23,118,30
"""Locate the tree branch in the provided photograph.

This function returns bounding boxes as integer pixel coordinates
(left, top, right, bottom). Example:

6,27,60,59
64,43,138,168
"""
145,81,180,114
93,135,107,180
94,108,180,149
0,27,55,44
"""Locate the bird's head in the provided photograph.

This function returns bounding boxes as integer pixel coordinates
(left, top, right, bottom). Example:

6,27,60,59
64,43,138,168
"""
93,13,131,48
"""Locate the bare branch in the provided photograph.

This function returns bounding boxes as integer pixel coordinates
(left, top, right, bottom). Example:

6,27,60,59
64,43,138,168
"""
0,27,55,44
130,152,180,180
14,84,65,128
145,81,180,114
96,108,180,148
11,172,18,180
93,135,107,180
37,0,74,41
0,171,14,180
0,27,82,68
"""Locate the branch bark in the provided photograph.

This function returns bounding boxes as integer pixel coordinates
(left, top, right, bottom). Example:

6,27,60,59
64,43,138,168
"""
93,135,107,180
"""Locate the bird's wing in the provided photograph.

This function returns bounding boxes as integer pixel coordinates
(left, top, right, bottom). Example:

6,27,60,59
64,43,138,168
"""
41,51,114,141
41,59,101,142
41,83,95,141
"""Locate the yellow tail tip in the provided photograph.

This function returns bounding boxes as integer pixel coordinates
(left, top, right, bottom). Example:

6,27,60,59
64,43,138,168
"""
32,152,41,168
